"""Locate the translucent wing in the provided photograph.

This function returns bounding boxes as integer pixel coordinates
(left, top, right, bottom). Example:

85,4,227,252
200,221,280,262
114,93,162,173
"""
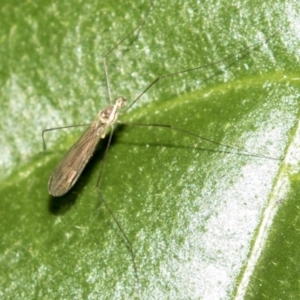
48,122,108,197
48,99,125,197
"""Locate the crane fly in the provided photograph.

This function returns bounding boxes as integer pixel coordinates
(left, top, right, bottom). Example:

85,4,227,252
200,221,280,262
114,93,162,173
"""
42,1,280,297
44,27,279,197
47,97,126,197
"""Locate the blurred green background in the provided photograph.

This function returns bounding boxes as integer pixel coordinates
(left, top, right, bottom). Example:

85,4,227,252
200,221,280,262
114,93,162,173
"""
1,0,299,299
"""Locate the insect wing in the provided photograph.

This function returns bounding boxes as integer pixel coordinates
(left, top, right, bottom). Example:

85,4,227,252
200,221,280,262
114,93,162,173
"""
48,123,107,196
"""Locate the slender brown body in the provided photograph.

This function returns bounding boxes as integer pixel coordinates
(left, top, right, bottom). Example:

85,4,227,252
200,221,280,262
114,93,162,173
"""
48,97,126,197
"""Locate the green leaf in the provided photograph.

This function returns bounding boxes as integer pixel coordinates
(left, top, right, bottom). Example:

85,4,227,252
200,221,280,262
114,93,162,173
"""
0,0,299,299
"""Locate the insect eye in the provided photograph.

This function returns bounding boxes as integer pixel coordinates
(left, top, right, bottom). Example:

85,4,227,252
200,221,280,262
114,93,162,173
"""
115,96,127,108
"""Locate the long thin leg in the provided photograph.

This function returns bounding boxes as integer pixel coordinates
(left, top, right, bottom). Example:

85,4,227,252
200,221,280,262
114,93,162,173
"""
42,123,90,150
98,3,156,293
103,0,155,104
118,121,282,161
126,29,280,111
95,126,141,295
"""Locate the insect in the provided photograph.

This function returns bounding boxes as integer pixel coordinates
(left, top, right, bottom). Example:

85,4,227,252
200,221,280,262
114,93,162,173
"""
46,97,126,196
42,2,280,298
44,34,279,197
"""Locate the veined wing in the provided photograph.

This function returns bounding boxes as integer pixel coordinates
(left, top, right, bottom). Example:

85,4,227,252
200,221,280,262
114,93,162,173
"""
48,122,109,197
